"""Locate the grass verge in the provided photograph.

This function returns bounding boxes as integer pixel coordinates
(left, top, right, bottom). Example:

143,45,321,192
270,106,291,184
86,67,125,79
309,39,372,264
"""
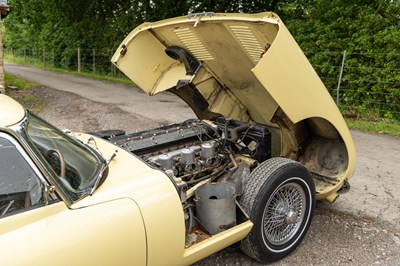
346,119,400,137
5,54,134,86
49,67,134,86
5,73,38,89
4,73,45,113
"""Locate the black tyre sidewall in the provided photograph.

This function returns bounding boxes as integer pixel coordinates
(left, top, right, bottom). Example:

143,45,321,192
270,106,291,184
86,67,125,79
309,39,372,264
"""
248,161,315,262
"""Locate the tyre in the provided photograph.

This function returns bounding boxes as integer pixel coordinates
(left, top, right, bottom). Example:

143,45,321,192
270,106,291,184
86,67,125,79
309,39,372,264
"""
239,157,315,262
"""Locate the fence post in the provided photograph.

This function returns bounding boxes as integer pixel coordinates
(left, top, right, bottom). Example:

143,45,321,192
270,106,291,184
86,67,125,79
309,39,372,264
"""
93,49,95,73
77,47,81,73
336,50,346,106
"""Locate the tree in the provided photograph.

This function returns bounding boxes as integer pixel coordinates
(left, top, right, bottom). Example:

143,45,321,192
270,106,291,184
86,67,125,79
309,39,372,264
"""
284,0,400,119
3,0,399,119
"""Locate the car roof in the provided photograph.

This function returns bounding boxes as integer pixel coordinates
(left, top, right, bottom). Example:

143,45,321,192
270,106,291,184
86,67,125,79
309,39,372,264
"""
0,94,26,127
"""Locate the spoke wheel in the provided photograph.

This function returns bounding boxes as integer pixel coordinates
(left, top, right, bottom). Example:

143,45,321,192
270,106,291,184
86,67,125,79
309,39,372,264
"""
239,158,315,263
263,181,306,246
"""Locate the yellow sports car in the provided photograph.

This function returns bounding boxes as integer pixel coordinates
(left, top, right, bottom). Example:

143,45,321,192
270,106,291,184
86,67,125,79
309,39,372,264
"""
0,12,355,265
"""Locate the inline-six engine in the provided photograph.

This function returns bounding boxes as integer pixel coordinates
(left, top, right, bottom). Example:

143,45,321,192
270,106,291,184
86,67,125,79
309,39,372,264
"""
108,117,271,183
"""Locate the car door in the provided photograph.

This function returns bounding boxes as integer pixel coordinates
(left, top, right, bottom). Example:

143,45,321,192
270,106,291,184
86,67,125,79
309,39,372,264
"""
0,132,147,265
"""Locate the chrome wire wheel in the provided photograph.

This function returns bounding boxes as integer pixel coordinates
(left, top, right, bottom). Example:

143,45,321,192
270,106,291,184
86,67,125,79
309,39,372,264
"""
262,181,306,246
240,158,315,262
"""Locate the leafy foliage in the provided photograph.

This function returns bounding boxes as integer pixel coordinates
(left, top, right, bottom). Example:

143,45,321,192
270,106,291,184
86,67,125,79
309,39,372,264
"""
3,0,400,119
284,0,400,119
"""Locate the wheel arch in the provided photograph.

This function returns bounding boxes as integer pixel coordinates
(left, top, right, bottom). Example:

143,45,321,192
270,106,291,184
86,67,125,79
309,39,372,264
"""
271,108,356,200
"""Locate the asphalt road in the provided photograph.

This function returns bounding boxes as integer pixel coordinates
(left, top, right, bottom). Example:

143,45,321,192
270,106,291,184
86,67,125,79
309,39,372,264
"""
5,63,400,264
5,63,195,123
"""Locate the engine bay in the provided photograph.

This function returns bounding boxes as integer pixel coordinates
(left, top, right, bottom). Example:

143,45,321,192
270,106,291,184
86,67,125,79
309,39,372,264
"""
96,117,271,246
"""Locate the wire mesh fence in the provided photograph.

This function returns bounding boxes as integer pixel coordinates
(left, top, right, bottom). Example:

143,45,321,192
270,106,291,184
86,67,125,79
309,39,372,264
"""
301,50,399,122
6,47,124,78
5,47,400,123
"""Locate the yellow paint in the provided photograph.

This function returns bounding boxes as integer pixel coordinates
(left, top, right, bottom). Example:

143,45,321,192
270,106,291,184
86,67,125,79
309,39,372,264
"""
252,20,356,190
0,200,146,265
0,94,26,127
182,221,253,265
112,12,356,202
73,133,186,266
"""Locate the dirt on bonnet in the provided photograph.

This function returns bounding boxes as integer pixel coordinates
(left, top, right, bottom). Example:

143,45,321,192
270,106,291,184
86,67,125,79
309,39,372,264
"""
10,86,400,265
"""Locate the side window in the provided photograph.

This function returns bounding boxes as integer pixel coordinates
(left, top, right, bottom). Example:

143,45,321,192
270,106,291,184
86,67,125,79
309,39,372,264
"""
0,134,46,218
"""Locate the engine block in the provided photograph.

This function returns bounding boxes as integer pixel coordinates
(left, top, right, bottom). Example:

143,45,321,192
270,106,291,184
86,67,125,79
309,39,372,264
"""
95,118,271,181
